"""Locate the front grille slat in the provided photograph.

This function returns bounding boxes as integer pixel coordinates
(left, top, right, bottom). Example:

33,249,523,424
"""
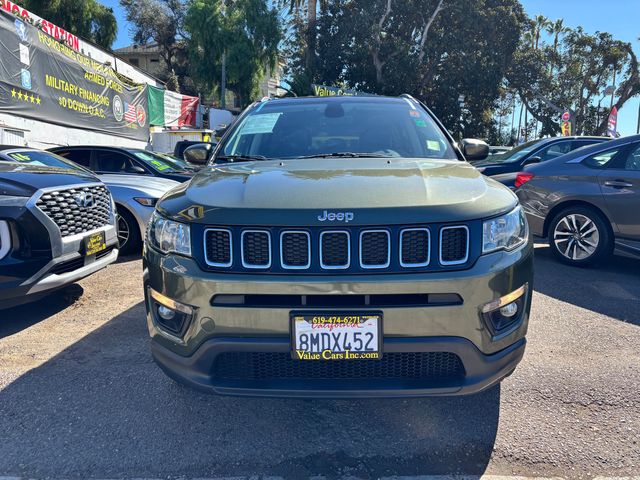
439,226,469,265
204,229,233,267
401,228,430,267
212,352,465,381
360,230,390,268
280,231,311,269
320,231,350,269
36,185,111,237
242,230,271,268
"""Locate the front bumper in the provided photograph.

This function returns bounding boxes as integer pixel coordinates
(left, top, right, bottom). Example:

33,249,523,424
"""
151,335,525,398
144,243,533,397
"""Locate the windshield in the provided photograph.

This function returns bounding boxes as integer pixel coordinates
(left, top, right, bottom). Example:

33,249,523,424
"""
220,98,457,161
487,139,544,163
3,150,88,172
128,150,187,173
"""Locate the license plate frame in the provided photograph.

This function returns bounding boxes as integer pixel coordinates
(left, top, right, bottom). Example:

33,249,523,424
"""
84,231,107,256
290,312,383,361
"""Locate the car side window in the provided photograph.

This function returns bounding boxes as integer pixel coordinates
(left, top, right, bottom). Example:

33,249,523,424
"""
622,144,640,171
55,149,91,168
536,141,572,161
95,151,134,173
582,149,620,169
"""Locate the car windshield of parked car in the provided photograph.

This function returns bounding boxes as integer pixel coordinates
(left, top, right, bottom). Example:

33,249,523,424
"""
129,150,187,173
3,150,88,172
220,98,458,160
488,139,542,163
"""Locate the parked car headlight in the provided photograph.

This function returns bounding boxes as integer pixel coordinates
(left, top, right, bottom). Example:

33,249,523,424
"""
134,197,158,207
148,212,191,256
482,206,528,254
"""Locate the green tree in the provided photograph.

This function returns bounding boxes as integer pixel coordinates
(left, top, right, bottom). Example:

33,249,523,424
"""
186,0,281,108
507,26,640,136
20,0,117,49
289,0,526,139
120,0,191,92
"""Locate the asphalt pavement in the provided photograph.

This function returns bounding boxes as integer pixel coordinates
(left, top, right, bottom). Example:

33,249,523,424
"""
0,244,638,479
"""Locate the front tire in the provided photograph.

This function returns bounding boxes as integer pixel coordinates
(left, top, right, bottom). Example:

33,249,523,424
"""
547,206,612,267
116,207,141,255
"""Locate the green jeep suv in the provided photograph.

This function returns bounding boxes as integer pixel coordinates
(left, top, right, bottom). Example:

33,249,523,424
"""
143,95,533,397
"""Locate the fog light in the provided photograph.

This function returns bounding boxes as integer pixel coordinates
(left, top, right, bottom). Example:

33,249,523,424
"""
499,302,518,318
148,287,194,337
481,284,528,336
157,305,176,321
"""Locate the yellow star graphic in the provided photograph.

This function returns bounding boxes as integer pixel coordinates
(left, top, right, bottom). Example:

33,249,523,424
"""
36,96,41,105
30,94,35,103
17,91,23,100
11,89,16,98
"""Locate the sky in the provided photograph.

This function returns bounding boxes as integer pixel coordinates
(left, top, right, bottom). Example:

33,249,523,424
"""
99,0,640,135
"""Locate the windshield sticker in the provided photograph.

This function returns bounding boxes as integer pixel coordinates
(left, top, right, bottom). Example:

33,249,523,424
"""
409,110,420,118
427,140,441,151
241,113,282,135
8,153,31,162
414,118,427,128
148,159,172,171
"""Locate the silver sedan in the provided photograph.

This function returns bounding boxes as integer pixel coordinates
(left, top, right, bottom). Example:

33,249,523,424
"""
99,174,180,254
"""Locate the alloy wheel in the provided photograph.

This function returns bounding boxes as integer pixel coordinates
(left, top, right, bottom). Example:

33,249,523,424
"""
553,213,600,261
117,214,130,250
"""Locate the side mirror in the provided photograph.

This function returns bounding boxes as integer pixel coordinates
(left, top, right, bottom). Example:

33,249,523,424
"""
184,144,213,165
126,165,147,174
523,156,542,166
461,138,489,161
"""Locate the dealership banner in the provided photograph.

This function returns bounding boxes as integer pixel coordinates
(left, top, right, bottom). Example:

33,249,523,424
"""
147,85,199,127
0,9,149,141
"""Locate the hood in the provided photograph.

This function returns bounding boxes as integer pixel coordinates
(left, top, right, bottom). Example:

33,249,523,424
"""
98,174,181,197
0,163,100,197
158,158,518,226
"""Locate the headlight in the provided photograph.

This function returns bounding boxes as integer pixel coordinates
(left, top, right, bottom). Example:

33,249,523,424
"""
482,206,528,254
148,211,191,256
134,197,158,207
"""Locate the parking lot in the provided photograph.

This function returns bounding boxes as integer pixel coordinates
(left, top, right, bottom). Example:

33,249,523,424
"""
0,243,638,479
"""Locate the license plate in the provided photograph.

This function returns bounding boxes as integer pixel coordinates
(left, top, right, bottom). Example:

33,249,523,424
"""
291,313,382,360
84,231,107,256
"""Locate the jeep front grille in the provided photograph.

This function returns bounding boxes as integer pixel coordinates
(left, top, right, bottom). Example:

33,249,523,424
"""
212,351,466,382
36,185,111,237
202,224,474,273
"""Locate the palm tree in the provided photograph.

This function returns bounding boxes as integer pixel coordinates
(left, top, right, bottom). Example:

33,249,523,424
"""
533,15,550,50
546,18,570,75
281,0,325,74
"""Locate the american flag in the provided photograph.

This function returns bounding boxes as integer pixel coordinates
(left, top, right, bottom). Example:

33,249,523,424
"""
124,102,136,123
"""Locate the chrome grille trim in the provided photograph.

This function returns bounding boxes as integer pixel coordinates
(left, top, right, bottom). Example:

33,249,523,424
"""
319,230,350,270
203,228,233,267
241,230,272,269
359,229,391,269
439,226,469,266
399,228,431,267
280,231,311,270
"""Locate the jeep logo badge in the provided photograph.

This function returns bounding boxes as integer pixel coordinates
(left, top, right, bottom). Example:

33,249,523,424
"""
74,192,95,208
317,210,354,223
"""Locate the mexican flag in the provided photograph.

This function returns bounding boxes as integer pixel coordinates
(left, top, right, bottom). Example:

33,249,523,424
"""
148,85,199,127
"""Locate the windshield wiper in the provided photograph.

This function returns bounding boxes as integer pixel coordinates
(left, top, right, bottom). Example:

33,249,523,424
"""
294,152,394,159
216,154,269,163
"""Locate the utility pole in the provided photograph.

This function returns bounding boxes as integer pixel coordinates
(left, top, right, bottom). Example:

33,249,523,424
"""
220,0,227,109
610,69,616,109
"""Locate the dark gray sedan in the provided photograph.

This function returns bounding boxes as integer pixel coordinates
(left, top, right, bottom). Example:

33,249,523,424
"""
516,135,640,266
